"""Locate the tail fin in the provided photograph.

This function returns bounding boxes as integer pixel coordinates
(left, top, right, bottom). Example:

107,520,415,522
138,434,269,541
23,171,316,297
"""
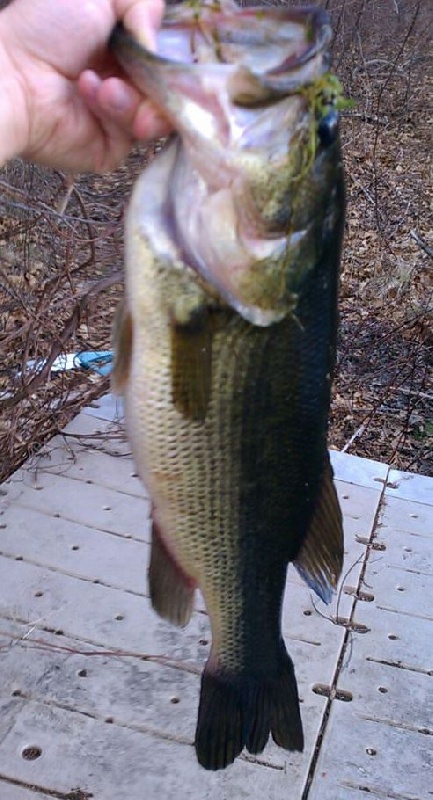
195,647,303,770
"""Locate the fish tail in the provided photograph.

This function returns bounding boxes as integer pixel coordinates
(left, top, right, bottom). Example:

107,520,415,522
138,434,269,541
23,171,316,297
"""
195,646,304,770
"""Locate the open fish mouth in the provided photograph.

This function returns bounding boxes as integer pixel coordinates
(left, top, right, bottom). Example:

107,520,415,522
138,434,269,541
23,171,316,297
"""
110,0,331,104
109,3,342,326
113,2,332,99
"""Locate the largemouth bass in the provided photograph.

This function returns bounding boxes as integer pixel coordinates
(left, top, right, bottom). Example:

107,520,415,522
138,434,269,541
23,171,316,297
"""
110,0,345,771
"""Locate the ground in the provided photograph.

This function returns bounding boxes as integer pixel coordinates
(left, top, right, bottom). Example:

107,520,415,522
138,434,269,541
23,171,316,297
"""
0,0,431,481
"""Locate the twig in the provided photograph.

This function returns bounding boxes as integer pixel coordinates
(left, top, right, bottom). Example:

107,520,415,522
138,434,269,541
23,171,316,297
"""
342,423,366,452
388,385,433,401
0,272,121,409
0,629,202,674
371,2,421,238
56,173,76,216
410,229,433,259
344,111,389,126
359,185,376,206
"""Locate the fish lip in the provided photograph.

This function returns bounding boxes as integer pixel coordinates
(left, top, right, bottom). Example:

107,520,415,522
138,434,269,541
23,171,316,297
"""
264,7,332,90
110,4,332,90
266,6,332,71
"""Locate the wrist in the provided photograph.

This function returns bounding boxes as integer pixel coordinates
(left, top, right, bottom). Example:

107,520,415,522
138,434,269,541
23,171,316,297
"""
0,14,30,167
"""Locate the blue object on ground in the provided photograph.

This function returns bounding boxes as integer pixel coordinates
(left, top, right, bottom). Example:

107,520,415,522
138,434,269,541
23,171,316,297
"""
76,351,113,377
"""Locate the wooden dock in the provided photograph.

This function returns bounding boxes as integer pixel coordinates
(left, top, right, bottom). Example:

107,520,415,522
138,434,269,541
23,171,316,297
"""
0,394,431,799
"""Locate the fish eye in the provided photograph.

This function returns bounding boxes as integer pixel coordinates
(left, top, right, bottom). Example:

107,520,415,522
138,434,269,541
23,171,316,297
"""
317,110,339,147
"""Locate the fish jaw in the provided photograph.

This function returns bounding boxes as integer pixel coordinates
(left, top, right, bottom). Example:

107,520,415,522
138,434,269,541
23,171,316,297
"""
109,4,336,326
109,2,332,178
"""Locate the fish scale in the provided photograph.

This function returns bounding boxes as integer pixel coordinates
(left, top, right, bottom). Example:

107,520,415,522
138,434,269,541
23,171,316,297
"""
111,0,345,771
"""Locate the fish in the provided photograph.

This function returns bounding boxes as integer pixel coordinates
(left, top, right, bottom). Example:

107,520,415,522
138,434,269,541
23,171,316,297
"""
110,0,345,771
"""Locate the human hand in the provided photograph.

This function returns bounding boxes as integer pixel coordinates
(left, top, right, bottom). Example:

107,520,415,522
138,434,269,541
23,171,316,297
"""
0,0,171,172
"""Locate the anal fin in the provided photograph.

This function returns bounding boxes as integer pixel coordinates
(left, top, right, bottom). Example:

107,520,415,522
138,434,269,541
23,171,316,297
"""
148,521,196,627
294,454,344,604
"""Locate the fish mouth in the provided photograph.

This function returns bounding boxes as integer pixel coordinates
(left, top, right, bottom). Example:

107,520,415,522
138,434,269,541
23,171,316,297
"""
111,3,332,102
110,3,336,327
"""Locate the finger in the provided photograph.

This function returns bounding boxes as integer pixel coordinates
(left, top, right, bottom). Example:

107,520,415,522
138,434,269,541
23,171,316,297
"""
114,0,165,50
130,101,172,141
79,71,171,141
79,71,136,120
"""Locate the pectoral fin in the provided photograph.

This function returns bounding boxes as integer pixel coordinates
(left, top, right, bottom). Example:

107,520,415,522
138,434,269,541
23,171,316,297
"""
111,299,133,393
294,456,344,604
170,302,212,422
